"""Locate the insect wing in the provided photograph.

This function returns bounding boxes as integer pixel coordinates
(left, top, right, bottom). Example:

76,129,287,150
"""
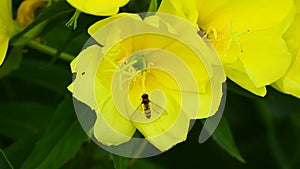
129,103,144,120
149,101,167,116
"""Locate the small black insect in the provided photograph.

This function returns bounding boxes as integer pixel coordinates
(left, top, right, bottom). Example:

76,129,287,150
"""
141,93,151,118
131,93,166,119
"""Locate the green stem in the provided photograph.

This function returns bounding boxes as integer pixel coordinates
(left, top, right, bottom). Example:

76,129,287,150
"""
26,40,75,62
0,148,14,169
128,139,148,165
256,101,290,169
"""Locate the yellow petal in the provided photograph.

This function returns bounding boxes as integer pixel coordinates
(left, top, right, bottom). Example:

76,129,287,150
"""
134,95,190,151
197,0,294,32
73,13,225,151
0,0,13,27
159,0,294,96
94,96,136,146
197,0,229,26
273,52,300,98
88,13,143,50
69,45,102,110
88,13,133,36
197,0,295,95
225,59,267,96
130,74,190,151
67,0,129,16
102,13,224,119
284,8,300,59
0,35,10,65
0,0,14,66
69,45,136,145
238,29,292,88
16,0,45,28
273,6,300,98
158,0,198,26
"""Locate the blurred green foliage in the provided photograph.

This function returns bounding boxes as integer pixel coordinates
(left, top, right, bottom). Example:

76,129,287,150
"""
0,0,299,169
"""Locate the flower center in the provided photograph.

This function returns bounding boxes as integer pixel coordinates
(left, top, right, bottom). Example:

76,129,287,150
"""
104,51,152,91
202,19,250,61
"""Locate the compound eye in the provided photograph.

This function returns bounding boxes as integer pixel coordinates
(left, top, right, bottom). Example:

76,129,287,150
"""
141,93,149,99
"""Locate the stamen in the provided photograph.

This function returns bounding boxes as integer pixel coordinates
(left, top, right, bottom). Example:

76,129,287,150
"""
104,58,138,89
205,26,218,40
104,53,153,91
227,19,250,52
141,70,147,93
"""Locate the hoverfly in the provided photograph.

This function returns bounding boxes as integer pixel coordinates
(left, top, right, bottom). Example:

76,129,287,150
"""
141,93,151,119
131,93,166,120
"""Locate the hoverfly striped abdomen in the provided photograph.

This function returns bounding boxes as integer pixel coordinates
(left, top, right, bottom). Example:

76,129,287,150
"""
141,94,151,119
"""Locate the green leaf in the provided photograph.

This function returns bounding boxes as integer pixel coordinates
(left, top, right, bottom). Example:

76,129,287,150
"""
4,134,41,169
112,154,129,169
11,0,74,45
20,97,87,169
10,59,71,95
0,46,23,79
212,117,246,163
256,88,300,169
0,148,13,169
12,21,48,46
129,159,164,169
124,0,151,13
147,0,158,12
264,87,300,117
0,102,53,140
41,21,87,61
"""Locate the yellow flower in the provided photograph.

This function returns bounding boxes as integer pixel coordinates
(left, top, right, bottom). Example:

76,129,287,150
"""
16,0,46,28
0,0,14,66
159,0,295,96
69,13,225,152
67,0,129,16
273,1,300,98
